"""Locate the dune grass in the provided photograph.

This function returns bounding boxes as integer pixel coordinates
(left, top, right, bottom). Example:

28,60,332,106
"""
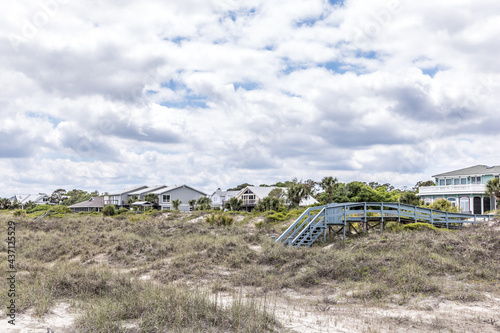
0,210,499,331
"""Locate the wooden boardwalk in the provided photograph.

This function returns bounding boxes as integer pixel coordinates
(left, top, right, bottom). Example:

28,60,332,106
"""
276,202,492,247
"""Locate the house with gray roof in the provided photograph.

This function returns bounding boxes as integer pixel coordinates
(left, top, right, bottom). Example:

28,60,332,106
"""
151,185,207,212
417,165,499,214
210,188,240,208
104,185,149,207
68,197,105,213
9,193,50,208
235,186,318,211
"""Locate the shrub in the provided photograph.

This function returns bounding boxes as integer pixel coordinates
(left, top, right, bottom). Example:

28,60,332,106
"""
13,210,25,217
117,208,130,214
50,205,71,214
401,222,441,232
27,204,52,214
205,213,233,227
103,205,116,216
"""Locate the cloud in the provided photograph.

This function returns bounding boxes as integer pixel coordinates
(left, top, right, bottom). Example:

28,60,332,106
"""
1,0,500,197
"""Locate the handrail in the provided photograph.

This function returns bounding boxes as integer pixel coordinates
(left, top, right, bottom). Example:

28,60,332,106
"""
276,202,492,246
276,206,324,243
291,207,326,245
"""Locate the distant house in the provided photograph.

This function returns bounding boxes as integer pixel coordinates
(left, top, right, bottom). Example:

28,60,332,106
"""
151,185,207,212
210,188,240,209
68,197,105,213
235,186,318,211
417,165,499,214
9,193,50,208
127,185,169,200
104,185,149,207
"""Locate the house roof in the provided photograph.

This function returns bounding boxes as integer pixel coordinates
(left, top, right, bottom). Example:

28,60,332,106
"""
68,197,105,208
237,186,283,199
432,165,500,178
237,186,318,206
210,189,240,197
151,184,207,196
108,185,149,196
10,193,48,204
131,201,153,206
128,185,168,196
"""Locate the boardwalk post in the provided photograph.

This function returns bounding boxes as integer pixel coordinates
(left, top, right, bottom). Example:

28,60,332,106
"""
398,202,401,223
380,203,384,232
363,203,367,233
446,212,449,229
287,237,293,246
414,206,417,223
343,204,347,240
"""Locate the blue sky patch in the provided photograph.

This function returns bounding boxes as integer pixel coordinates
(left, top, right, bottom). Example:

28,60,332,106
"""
421,66,441,78
160,96,208,109
26,112,62,127
234,82,260,91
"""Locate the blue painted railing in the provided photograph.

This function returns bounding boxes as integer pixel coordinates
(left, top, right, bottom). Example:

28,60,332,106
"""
276,202,492,247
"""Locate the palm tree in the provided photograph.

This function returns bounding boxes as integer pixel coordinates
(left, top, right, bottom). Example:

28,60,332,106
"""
287,182,306,208
188,199,196,211
320,176,338,204
0,198,11,210
196,197,211,210
172,199,182,211
127,195,138,205
486,178,500,210
144,193,158,204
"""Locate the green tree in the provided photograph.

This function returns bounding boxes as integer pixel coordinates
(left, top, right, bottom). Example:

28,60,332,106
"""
188,199,197,211
196,197,211,210
255,196,284,212
144,193,159,204
320,177,338,204
227,183,254,191
49,189,66,204
172,199,182,210
486,178,500,210
428,199,459,213
413,180,436,192
225,197,243,211
103,205,116,216
0,198,11,210
399,192,422,206
287,181,306,208
127,195,139,205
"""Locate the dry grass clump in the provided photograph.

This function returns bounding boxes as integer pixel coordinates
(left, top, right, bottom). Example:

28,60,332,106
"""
1,211,499,331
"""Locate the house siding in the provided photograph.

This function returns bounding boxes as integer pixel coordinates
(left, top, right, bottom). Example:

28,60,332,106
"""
158,186,206,212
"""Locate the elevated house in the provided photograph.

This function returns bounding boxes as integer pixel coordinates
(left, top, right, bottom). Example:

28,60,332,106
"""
127,185,169,201
9,193,50,208
417,165,499,214
151,185,207,212
210,188,240,209
236,186,318,211
68,197,105,213
104,185,149,207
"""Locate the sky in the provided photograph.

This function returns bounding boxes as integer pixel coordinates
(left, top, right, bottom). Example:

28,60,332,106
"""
1,0,499,197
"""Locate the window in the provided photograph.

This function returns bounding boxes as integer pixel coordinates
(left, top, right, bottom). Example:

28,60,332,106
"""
424,198,432,205
460,197,470,213
162,194,171,203
446,179,452,185
454,179,459,185
439,179,445,186
496,175,499,180
461,178,467,185
447,198,457,207
471,176,481,184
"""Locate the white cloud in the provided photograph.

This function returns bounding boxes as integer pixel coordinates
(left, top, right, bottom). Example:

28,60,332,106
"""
1,0,499,197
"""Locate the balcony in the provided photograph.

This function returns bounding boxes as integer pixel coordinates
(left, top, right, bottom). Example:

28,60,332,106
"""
418,184,486,195
242,199,257,206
